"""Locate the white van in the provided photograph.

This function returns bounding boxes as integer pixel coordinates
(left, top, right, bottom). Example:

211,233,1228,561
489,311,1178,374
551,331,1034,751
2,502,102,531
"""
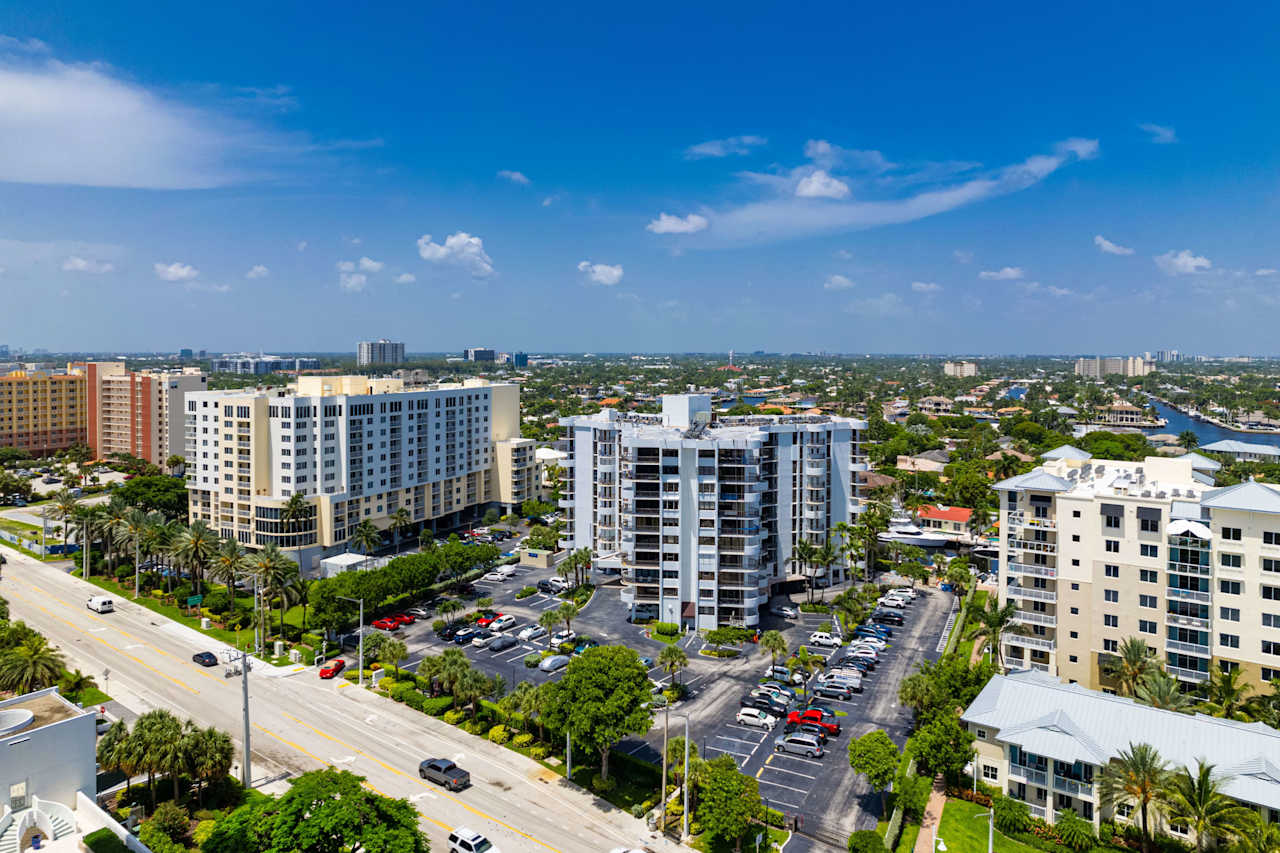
86,595,114,613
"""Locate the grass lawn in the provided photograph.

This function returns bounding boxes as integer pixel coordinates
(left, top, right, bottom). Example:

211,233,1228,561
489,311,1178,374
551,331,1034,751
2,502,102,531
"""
897,822,921,853
690,826,788,852
0,518,43,535
937,798,1036,853
80,573,251,649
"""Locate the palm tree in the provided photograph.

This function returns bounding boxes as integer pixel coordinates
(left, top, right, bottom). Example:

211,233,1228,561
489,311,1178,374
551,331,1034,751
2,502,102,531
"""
1099,742,1170,853
169,520,219,594
252,544,299,639
351,519,382,568
438,599,463,624
165,453,186,476
964,597,1029,670
967,506,992,541
499,680,536,732
380,638,409,677
538,608,562,636
135,708,185,803
1107,637,1156,697
810,541,838,603
98,497,130,574
49,488,79,539
453,667,495,719
655,643,688,834
140,514,177,591
556,602,579,635
114,506,151,597
0,635,67,693
96,721,130,795
759,629,787,666
658,644,687,687
418,529,436,552
1135,670,1193,712
1161,759,1253,852
387,506,412,550
831,521,857,583
1199,667,1256,721
188,726,233,805
59,668,98,702
786,539,817,595
1177,430,1200,451
207,537,249,596
1235,813,1280,853
279,492,314,566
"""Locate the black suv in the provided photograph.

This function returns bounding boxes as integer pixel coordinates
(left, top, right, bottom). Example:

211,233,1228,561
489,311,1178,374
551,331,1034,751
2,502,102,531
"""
872,610,904,626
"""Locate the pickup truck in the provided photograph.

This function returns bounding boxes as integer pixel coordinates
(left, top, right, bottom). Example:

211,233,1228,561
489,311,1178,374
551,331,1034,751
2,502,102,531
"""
419,758,470,791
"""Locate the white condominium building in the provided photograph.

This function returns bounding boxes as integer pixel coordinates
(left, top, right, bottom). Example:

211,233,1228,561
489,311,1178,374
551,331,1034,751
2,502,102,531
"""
943,360,978,377
1073,355,1154,378
185,376,534,568
996,444,1280,692
559,394,867,629
357,339,406,366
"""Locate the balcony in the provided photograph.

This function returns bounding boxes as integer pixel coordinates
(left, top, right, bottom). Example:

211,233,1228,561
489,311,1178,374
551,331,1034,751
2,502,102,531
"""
1007,584,1057,603
1011,610,1056,626
1168,665,1209,683
1165,638,1210,656
1165,612,1210,630
1007,561,1056,579
1005,634,1055,652
1007,538,1057,555
1053,776,1094,799
1008,764,1048,787
1166,587,1210,603
1006,511,1057,531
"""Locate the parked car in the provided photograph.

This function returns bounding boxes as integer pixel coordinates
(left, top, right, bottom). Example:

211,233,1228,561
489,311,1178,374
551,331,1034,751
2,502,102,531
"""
773,732,825,758
372,618,400,631
407,606,433,619
812,682,855,700
536,579,558,594
390,613,415,625
517,625,548,641
437,624,463,642
550,629,576,647
482,571,505,582
740,694,790,718
319,658,346,679
470,629,498,648
803,703,837,721
763,665,805,685
488,635,519,652
490,614,516,631
872,610,904,626
789,709,840,734
192,651,218,667
452,626,478,644
447,826,498,853
849,634,886,650
539,654,571,672
476,612,503,627
876,596,906,609
769,603,799,619
784,721,830,743
546,577,569,593
419,758,470,791
887,587,918,600
807,631,841,648
736,708,777,730
758,682,798,701
573,637,598,655
496,564,518,579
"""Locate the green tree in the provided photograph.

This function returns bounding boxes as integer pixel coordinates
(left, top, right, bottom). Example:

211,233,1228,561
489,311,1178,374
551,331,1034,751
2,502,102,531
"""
279,492,315,565
542,646,653,780
555,601,579,634
848,730,899,814
1235,812,1280,853
59,668,98,702
1177,430,1200,450
1099,742,1171,853
964,597,1029,669
188,725,234,805
655,643,688,831
380,638,409,677
1161,760,1253,853
115,475,190,520
1053,808,1096,852
1198,666,1256,721
165,453,186,475
388,506,412,548
350,520,383,567
1105,636,1156,697
759,629,787,666
910,713,974,780
169,519,219,594
697,754,763,851
1135,670,1193,712
0,634,66,693
202,768,429,853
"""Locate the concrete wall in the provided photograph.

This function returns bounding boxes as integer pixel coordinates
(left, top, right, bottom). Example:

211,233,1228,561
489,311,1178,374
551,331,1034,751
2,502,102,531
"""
0,690,96,809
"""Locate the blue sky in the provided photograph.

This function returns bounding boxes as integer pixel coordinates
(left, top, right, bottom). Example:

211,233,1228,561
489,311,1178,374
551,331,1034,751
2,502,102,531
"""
1,2,1279,355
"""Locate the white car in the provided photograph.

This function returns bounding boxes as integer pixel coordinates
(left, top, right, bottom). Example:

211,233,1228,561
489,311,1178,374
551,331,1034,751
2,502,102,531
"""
546,577,569,593
517,625,547,641
550,629,577,647
471,632,500,649
846,647,879,661
736,708,777,729
497,564,518,579
807,631,841,648
490,614,516,632
449,826,500,853
849,635,886,650
888,587,918,599
769,603,799,619
482,571,505,582
877,596,906,609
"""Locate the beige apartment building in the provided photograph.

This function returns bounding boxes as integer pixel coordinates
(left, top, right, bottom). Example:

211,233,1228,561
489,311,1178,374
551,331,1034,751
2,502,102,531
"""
184,375,534,568
1073,355,1154,378
943,360,978,377
86,362,207,465
0,364,87,454
996,444,1280,693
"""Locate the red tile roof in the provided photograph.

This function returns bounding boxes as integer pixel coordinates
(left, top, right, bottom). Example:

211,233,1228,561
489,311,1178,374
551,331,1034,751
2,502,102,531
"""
918,504,973,523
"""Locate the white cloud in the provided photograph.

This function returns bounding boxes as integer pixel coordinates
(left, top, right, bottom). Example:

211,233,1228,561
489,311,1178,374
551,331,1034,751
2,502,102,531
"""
296,241,307,252
357,256,383,273
1094,234,1134,255
541,196,556,207
646,212,709,235
336,260,356,272
394,272,416,284
979,266,1024,280
1139,123,1178,144
153,261,199,281
497,169,530,185
61,255,114,274
953,250,973,264
349,236,362,245
803,139,895,173
416,231,495,278
0,34,49,53
910,281,941,293
577,260,624,286
245,264,269,279
1019,281,1075,298
795,170,851,199
185,281,231,293
1255,268,1277,277
1047,285,1074,297
685,135,768,159
1155,249,1211,276
823,274,855,291
834,249,853,260
338,272,368,292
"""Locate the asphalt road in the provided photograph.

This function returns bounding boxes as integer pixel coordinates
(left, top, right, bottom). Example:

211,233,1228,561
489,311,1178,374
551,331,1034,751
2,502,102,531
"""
0,551,689,853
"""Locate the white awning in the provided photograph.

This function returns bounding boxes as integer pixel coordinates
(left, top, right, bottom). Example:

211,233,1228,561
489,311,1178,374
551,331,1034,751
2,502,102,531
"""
1168,518,1212,540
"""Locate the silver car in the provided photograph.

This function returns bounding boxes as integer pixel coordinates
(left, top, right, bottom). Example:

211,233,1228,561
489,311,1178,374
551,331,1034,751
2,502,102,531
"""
539,654,570,672
773,732,824,758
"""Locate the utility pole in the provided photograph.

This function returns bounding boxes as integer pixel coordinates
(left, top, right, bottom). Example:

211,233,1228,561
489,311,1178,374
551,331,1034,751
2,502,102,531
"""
83,514,90,580
682,716,690,840
241,648,252,788
337,596,365,687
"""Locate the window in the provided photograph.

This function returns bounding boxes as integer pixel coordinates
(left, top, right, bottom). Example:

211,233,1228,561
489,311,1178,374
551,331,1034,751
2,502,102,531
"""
1070,607,1079,615
1073,510,1081,518
1265,559,1280,573
1220,633,1241,648
1104,614,1119,627
1104,564,1119,578
1139,594,1157,608
1069,654,1079,663
1265,531,1280,545
1264,613,1280,628
1221,553,1243,569
1264,667,1280,682
1072,534,1080,542
983,764,998,781
1105,540,1119,553
1104,589,1119,602
1117,803,1133,819
1264,640,1280,657
1221,607,1241,622
1140,517,1159,532
1220,660,1239,674
1140,569,1158,583
1140,544,1159,558
1069,630,1078,638
1105,515,1121,529
1139,620,1156,634
1104,639,1118,652
1071,583,1080,590
1222,526,1243,541
1221,580,1243,595
975,728,986,739
1266,585,1280,601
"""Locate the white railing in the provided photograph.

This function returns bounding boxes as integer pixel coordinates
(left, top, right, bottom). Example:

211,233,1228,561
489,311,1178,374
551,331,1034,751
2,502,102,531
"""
1011,610,1056,626
1007,512,1057,531
1007,538,1058,554
1165,638,1210,656
1168,665,1209,683
1166,613,1210,630
1054,775,1094,799
1005,633,1056,651
1009,765,1048,787
1166,587,1211,603
1007,584,1057,602
1027,803,1048,820
1007,561,1057,578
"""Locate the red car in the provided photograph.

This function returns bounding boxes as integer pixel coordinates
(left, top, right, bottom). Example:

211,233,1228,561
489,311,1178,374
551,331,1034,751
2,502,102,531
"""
371,618,400,631
788,710,840,735
319,658,346,679
390,613,415,626
475,612,502,627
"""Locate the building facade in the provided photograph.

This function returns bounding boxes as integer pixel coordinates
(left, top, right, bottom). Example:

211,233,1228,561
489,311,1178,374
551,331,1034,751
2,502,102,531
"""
943,360,978,377
208,354,322,374
995,445,1280,693
464,347,496,363
559,395,867,629
1200,439,1280,463
356,339,406,366
1073,356,1155,378
185,376,533,568
86,362,207,465
0,365,86,455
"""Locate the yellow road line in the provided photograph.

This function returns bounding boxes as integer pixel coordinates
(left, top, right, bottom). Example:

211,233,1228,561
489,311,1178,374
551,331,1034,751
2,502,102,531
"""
280,711,558,851
4,586,200,696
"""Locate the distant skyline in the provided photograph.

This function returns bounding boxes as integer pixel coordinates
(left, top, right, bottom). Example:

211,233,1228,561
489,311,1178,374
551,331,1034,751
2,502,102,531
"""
1,3,1279,354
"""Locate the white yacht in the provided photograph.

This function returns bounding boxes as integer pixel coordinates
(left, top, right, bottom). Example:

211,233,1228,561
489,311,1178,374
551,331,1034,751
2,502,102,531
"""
877,515,953,548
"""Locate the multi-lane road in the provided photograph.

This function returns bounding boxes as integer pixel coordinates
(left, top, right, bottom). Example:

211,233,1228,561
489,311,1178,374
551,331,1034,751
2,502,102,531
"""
1,551,685,853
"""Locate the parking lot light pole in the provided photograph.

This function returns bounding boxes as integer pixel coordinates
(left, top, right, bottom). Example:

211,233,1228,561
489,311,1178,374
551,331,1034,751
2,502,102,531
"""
681,715,690,840
337,596,365,687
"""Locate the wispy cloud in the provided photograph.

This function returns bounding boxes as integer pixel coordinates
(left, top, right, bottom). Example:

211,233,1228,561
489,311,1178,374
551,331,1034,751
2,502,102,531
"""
1256,268,1277,277
646,212,709,234
339,272,367,292
62,255,114,274
497,169,530,185
1155,249,1211,276
394,272,416,284
910,281,941,293
1139,123,1178,144
232,84,299,112
0,34,49,54
795,170,850,199
154,261,199,281
684,135,767,159
577,260,624,286
357,256,383,273
953,250,973,264
804,140,894,172
823,274,855,291
1094,234,1134,255
417,231,495,278
245,264,269,279
296,241,307,252
979,266,1024,280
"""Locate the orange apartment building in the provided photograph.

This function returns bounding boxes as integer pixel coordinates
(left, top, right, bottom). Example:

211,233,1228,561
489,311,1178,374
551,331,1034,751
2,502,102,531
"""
0,365,88,455
85,362,206,465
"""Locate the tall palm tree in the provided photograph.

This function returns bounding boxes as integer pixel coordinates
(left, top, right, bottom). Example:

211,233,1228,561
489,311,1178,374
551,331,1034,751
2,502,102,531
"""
169,520,219,594
251,544,298,640
68,504,100,579
759,629,788,666
1235,813,1280,853
1107,636,1157,697
810,541,838,603
1099,742,1170,853
1161,760,1253,852
351,519,382,568
1177,430,1200,451
538,608,562,635
114,507,150,597
1135,670,1193,712
964,597,1029,669
556,601,579,634
991,453,1022,482
499,680,536,732
98,497,130,574
658,644,687,688
207,538,249,595
967,506,993,541
1199,667,1256,721
139,513,177,591
0,635,67,693
96,721,130,795
388,506,412,549
135,708,184,804
59,668,98,702
438,599,464,624
656,643,688,834
188,726,233,805
380,638,409,677
830,521,857,583
786,539,817,595
49,488,79,538
279,492,314,567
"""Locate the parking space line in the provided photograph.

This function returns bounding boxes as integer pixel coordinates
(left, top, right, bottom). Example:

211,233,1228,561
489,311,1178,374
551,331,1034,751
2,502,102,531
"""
715,734,763,747
704,745,751,760
768,753,825,768
761,764,817,780
725,725,770,737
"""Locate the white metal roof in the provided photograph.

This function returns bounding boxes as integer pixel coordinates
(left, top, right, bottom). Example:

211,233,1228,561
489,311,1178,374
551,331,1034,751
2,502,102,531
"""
1040,444,1093,461
1201,439,1280,457
992,470,1073,492
1180,451,1223,472
1200,480,1280,515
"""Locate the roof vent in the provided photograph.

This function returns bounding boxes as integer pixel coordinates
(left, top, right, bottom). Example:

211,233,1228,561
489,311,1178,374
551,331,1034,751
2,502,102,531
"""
1142,490,1152,497
1172,488,1180,497
1156,491,1167,499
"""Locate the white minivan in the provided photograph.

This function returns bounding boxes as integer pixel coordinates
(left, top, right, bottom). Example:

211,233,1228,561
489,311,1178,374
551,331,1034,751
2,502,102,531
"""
86,595,114,613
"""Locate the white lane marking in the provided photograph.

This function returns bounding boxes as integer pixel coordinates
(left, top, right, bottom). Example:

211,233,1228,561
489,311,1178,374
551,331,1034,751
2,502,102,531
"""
715,735,762,747
761,764,817,780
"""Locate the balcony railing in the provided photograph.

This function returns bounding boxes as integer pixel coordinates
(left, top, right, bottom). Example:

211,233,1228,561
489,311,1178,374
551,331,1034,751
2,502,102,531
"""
1007,561,1056,578
1168,665,1209,683
1005,634,1055,651
1166,612,1210,630
1054,775,1094,799
1007,511,1057,531
1007,538,1057,554
1165,638,1210,656
1007,584,1057,603
1166,587,1210,603
1008,764,1048,787
1011,610,1056,626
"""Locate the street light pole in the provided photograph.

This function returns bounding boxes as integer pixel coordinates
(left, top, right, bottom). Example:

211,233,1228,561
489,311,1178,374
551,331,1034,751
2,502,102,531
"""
975,809,993,853
337,596,365,687
241,648,252,788
682,715,690,840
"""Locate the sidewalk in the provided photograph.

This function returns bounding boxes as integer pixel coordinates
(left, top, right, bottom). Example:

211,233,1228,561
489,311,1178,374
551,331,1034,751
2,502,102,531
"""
913,775,946,853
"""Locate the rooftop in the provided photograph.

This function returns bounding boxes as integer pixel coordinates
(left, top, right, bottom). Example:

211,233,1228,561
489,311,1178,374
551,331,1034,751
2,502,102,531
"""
995,454,1205,502
1201,439,1280,457
0,690,85,736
